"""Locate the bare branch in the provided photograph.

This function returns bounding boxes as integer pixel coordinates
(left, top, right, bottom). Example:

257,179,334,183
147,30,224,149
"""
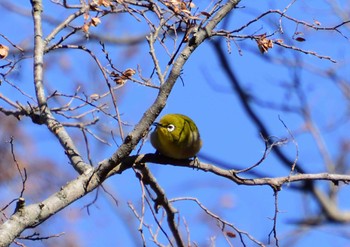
96,0,242,178
136,163,184,247
31,0,89,173
170,197,265,247
8,137,27,198
268,190,280,247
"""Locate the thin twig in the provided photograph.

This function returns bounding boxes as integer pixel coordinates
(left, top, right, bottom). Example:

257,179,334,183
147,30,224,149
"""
268,189,280,246
170,197,265,247
8,137,27,197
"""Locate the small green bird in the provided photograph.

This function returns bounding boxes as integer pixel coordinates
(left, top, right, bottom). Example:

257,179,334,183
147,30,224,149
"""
151,114,202,159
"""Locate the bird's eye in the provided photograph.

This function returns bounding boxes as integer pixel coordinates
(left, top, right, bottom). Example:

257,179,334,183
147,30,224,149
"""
167,124,175,132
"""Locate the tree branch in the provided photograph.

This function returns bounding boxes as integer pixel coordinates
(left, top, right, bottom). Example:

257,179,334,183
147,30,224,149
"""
30,0,89,174
0,166,97,246
136,164,185,247
96,0,242,178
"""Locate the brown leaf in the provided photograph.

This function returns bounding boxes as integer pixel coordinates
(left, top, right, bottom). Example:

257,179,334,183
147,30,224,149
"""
115,78,126,85
295,36,306,42
226,231,236,238
0,44,9,59
82,23,90,33
123,68,136,78
91,17,101,27
98,0,111,7
255,34,273,53
180,1,187,11
200,11,211,18
111,68,135,85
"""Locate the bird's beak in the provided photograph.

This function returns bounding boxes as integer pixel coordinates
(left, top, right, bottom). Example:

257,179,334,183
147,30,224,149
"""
152,122,159,127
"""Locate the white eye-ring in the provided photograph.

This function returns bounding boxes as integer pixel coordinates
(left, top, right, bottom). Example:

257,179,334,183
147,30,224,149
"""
167,124,175,132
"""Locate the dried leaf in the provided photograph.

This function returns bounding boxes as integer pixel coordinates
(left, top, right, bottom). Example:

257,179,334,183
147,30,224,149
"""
91,17,101,27
111,68,135,85
169,0,181,4
116,79,126,85
123,68,136,78
110,72,123,85
165,0,192,15
180,1,187,11
0,44,9,59
226,231,236,238
295,36,306,42
200,11,211,18
98,0,111,7
255,34,273,53
82,23,90,33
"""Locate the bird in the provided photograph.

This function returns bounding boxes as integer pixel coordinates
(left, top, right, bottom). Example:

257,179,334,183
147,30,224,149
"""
150,114,202,159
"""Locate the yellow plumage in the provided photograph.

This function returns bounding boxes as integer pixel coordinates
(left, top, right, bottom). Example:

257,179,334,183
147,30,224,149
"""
151,114,202,159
